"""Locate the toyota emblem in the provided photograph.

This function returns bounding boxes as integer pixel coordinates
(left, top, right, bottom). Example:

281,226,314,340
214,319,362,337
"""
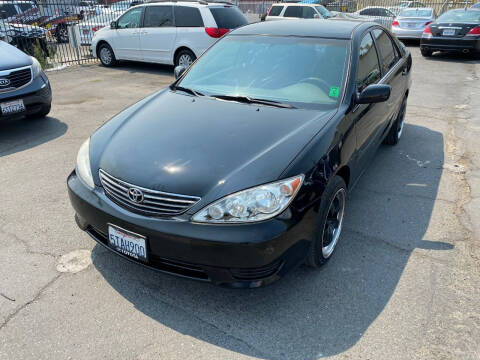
127,187,144,203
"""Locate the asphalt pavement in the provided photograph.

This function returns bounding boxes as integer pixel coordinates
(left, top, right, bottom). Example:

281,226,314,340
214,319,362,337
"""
0,46,479,360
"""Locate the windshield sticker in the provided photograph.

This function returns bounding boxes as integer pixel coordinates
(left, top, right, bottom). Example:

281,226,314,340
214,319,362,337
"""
329,87,340,98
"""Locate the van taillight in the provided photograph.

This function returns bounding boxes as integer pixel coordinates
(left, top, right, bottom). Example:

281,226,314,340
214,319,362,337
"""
205,27,230,38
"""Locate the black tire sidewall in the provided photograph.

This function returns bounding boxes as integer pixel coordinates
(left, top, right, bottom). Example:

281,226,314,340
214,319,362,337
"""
306,176,347,268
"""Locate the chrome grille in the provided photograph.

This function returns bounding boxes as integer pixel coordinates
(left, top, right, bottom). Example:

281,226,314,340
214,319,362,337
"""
0,67,32,92
99,169,201,217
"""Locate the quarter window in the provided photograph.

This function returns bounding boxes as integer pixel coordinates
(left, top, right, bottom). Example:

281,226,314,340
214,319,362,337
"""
269,5,283,16
174,6,203,27
372,29,398,74
357,33,381,92
143,6,173,27
117,7,142,29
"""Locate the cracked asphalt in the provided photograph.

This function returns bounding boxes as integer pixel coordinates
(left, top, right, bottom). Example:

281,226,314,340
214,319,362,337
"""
1,46,479,360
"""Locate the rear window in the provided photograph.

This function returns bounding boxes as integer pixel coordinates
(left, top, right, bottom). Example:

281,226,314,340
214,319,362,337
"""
0,3,18,17
399,8,432,17
210,7,247,29
269,5,283,16
174,6,204,27
437,9,480,23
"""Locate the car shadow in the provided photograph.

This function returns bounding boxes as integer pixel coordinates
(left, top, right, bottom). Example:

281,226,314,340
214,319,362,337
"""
0,116,67,157
109,61,174,76
91,122,448,359
424,51,480,64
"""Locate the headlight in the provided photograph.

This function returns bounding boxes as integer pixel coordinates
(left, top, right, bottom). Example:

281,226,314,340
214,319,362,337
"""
30,56,42,78
76,138,95,189
192,175,304,224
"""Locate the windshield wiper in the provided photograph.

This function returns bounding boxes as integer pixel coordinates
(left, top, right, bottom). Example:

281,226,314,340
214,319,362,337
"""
170,84,204,97
210,94,296,109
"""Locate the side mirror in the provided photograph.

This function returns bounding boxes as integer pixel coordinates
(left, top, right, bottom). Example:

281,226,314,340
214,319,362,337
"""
356,84,391,104
174,65,186,79
110,21,117,29
314,14,320,19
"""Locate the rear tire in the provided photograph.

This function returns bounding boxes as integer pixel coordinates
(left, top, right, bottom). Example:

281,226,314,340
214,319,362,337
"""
306,176,347,268
384,97,407,145
27,104,51,119
174,49,196,67
98,43,116,67
421,48,432,57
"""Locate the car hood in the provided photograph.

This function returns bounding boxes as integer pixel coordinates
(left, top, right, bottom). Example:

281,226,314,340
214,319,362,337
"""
90,90,336,206
0,40,33,70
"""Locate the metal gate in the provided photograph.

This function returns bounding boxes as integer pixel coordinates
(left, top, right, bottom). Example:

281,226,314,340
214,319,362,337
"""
1,0,476,68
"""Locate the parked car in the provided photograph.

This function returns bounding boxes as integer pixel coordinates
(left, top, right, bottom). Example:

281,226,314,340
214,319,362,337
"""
78,10,124,45
265,2,334,20
68,19,411,287
389,1,426,15
0,40,52,119
420,8,480,57
471,2,480,8
92,1,248,67
0,22,49,56
392,7,435,39
0,0,41,25
354,6,396,28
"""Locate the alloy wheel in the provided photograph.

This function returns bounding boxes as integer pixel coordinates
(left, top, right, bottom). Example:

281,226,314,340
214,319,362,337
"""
100,47,112,65
322,188,346,258
178,54,193,67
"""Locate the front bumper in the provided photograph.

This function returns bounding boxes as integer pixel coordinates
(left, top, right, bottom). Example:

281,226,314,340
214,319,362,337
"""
392,27,424,39
0,72,52,119
421,36,480,53
67,171,315,288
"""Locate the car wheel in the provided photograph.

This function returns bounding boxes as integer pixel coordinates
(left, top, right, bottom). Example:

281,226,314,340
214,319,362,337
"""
175,49,196,67
98,44,116,67
306,176,347,268
384,97,407,145
27,104,51,119
56,25,69,43
420,48,432,57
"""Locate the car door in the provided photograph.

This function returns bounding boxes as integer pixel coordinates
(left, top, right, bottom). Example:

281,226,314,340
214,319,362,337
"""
111,6,143,60
139,5,176,63
173,5,205,62
371,28,405,138
351,31,386,173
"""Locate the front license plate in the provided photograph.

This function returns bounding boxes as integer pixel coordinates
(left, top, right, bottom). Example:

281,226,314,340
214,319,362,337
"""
443,29,455,36
1,99,25,116
108,225,148,262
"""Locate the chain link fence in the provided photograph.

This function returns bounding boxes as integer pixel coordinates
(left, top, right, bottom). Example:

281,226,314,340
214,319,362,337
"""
0,0,476,67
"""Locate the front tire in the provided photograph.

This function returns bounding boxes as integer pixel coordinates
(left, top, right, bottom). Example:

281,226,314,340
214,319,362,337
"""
306,176,347,268
174,49,196,67
98,43,116,67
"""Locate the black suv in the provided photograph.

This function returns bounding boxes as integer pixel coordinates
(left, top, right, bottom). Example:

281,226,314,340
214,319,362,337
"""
0,40,52,119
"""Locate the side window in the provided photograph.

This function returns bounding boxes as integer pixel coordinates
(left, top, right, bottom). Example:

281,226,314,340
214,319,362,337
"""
174,6,203,27
360,8,374,16
143,6,173,27
301,7,316,19
18,3,33,12
372,29,398,74
269,5,283,16
117,7,143,29
284,6,302,18
0,3,18,17
357,33,381,92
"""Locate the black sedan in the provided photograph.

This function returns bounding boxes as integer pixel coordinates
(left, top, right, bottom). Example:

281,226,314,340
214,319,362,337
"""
0,41,52,119
68,20,412,288
420,9,480,57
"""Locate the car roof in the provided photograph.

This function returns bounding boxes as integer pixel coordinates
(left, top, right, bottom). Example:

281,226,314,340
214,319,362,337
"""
232,19,370,39
273,2,317,5
360,6,390,9
145,0,235,6
398,7,432,11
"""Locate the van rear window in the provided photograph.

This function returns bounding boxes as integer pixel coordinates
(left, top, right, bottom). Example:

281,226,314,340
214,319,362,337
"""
210,7,248,29
269,5,283,16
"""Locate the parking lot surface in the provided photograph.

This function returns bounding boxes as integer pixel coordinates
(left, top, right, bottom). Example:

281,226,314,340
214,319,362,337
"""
1,47,479,360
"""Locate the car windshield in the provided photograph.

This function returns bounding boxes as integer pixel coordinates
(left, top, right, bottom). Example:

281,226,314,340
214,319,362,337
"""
109,1,132,11
437,10,480,23
315,5,333,18
399,8,431,17
178,36,349,110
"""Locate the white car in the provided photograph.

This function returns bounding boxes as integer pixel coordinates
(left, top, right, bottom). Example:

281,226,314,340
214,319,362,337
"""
92,1,248,67
265,3,334,21
79,11,124,45
355,6,396,28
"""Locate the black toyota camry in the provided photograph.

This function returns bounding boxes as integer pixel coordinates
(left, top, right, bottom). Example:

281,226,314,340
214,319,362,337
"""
68,20,412,288
420,8,480,57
